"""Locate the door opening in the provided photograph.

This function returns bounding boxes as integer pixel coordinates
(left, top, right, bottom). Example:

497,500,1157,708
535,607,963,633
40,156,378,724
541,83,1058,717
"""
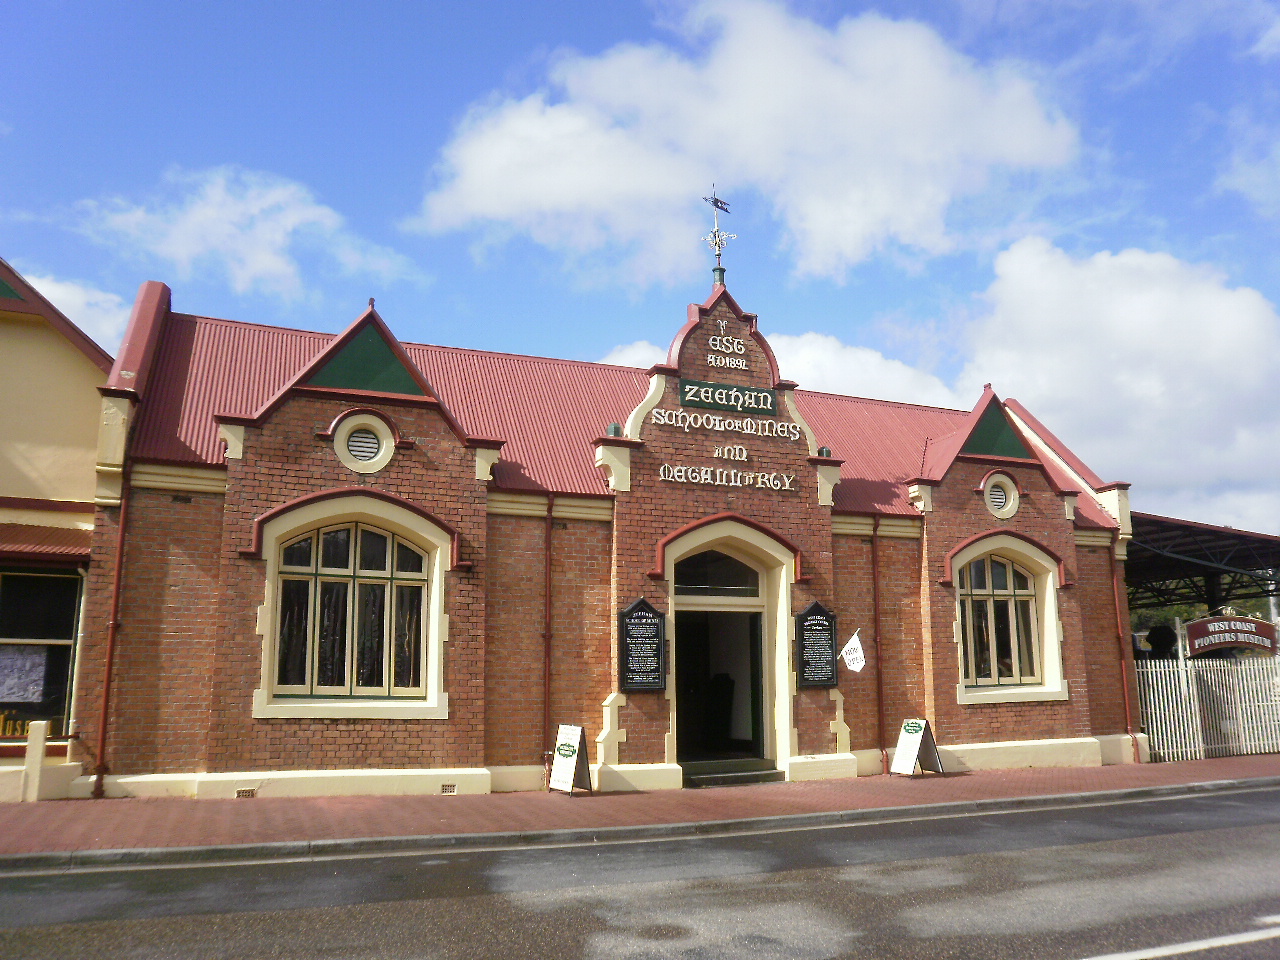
675,610,763,762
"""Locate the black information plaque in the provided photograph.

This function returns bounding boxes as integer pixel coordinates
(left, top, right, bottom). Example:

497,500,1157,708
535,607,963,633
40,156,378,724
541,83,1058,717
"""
619,597,667,692
795,601,838,688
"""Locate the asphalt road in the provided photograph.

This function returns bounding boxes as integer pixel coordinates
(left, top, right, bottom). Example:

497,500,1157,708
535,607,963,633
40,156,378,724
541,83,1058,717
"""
2,786,1280,959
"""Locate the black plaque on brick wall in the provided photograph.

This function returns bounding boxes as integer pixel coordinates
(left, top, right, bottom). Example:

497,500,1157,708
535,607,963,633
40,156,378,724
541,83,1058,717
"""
795,601,837,688
619,597,667,692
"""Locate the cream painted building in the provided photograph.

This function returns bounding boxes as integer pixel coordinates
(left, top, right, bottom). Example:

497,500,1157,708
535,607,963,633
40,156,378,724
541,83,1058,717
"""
0,257,111,800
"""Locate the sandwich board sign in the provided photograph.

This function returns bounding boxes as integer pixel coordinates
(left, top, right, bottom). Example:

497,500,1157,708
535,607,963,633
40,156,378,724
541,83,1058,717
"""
889,718,944,776
548,724,592,795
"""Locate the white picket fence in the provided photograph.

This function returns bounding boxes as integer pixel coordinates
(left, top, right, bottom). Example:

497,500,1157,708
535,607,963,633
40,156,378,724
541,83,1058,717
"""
1136,659,1280,762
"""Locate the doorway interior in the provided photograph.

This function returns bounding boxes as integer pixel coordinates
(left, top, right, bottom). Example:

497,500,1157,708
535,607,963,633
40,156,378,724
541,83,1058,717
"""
674,610,763,761
671,548,779,785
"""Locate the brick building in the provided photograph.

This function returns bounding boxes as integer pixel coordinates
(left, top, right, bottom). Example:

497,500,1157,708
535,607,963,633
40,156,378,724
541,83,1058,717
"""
68,274,1146,798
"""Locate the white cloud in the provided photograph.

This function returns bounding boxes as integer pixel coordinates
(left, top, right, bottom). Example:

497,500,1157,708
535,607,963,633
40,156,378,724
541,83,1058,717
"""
25,274,131,352
958,236,1280,532
1249,15,1280,56
414,0,1075,285
766,332,960,408
1218,129,1280,218
599,340,667,368
79,166,418,300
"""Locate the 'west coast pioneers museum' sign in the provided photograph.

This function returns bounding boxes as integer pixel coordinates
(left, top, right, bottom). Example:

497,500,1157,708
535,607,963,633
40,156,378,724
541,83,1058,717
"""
1185,616,1277,656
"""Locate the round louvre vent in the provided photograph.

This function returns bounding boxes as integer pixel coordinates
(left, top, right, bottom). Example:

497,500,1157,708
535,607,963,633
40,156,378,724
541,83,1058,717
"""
346,428,382,462
987,484,1008,511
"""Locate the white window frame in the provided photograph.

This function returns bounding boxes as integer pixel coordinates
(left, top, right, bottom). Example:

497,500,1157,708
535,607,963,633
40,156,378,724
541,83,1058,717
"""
252,495,450,719
951,534,1068,705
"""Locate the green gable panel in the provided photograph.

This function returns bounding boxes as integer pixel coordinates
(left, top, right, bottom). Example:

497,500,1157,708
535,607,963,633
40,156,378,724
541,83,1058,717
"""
961,403,1032,459
0,277,24,300
305,323,425,395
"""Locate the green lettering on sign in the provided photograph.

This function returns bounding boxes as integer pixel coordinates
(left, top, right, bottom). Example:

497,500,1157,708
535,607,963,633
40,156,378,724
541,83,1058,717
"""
903,720,923,735
679,378,776,416
556,742,576,758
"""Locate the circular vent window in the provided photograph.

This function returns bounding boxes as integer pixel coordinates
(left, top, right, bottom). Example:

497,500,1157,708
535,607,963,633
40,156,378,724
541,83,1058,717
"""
346,428,382,462
983,474,1019,519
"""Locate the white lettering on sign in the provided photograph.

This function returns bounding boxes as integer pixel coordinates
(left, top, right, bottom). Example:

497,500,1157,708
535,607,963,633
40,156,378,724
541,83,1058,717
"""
707,335,746,355
681,381,774,413
659,462,796,490
713,445,748,461
707,353,748,370
650,407,804,442
1209,620,1259,634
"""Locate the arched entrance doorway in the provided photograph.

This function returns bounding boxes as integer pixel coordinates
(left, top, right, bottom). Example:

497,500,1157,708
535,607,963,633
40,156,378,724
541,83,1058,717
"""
660,517,797,786
673,550,765,763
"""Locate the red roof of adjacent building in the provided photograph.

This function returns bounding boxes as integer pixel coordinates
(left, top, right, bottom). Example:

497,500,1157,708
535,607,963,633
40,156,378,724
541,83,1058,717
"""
123,304,1119,525
0,524,91,562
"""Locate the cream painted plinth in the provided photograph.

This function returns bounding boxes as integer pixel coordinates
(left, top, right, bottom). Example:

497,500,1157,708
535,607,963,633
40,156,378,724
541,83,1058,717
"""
68,768,493,800
884,734,1152,773
1097,732,1150,764
592,763,684,792
489,765,545,793
28,734,1151,802
784,753,859,781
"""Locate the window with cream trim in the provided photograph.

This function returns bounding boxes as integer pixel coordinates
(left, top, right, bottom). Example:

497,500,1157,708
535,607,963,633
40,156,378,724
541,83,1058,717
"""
957,554,1040,686
950,535,1068,705
275,523,427,697
252,494,450,720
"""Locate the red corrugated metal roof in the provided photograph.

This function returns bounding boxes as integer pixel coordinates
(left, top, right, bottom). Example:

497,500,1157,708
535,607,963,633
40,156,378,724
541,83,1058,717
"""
125,311,1110,517
130,314,329,464
405,345,649,495
1005,398,1110,490
792,392,967,514
0,524,91,560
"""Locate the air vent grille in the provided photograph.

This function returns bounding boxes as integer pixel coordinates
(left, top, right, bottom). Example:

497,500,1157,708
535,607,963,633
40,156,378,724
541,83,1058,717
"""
347,428,382,461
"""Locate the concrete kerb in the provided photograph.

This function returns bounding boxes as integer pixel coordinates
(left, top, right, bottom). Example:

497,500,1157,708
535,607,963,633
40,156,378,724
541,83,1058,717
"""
5,774,1280,874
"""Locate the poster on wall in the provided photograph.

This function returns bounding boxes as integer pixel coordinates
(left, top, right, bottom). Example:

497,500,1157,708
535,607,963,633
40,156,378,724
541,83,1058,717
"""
890,718,945,776
548,724,592,795
619,597,667,691
0,646,46,703
795,602,838,688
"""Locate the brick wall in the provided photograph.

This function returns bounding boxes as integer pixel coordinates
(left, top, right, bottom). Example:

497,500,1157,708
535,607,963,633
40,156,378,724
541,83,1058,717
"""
483,513,613,766
74,489,224,774
1075,544,1138,736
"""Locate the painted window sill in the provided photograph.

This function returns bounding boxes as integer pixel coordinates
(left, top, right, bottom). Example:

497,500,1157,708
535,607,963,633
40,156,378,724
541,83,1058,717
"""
251,689,449,720
954,682,1069,705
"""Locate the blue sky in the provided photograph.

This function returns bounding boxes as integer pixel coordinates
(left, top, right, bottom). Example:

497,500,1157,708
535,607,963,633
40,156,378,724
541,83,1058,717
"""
5,1,1280,532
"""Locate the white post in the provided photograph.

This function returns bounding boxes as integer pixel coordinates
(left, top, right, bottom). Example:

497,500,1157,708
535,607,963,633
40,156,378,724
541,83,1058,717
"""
22,720,49,802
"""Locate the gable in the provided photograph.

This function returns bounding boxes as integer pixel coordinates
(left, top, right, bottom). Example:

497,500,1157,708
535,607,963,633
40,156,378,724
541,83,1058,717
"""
961,402,1032,459
304,323,425,396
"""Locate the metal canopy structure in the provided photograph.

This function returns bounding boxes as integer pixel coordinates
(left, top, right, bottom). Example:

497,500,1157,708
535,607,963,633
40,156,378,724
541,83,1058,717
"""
1126,512,1280,610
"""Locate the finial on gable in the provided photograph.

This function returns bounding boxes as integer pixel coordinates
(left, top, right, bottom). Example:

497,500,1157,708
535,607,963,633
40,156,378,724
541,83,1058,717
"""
701,185,736,287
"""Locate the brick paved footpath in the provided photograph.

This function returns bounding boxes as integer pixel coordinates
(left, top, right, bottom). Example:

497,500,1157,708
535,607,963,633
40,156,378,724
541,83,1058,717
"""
2,754,1279,858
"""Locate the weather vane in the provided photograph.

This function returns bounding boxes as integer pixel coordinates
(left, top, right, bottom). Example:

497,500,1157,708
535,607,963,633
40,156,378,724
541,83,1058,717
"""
701,186,736,277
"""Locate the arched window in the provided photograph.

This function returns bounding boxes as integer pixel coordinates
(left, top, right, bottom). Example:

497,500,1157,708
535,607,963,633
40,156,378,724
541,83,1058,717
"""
251,494,452,719
957,554,1041,686
674,550,760,597
275,522,429,696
